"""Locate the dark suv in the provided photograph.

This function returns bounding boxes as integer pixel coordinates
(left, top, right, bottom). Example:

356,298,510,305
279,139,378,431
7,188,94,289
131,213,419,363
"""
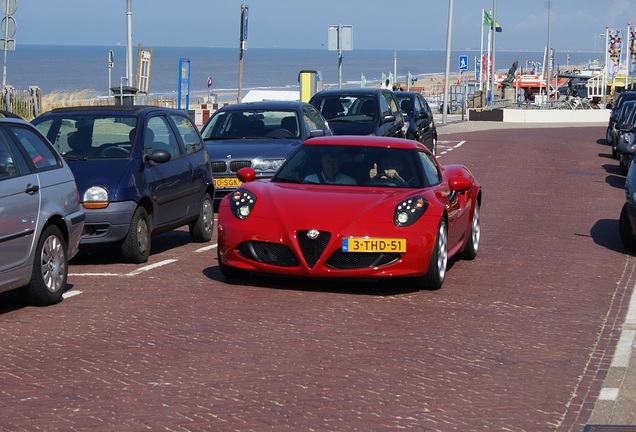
309,88,406,138
607,91,636,145
394,91,438,154
32,106,215,263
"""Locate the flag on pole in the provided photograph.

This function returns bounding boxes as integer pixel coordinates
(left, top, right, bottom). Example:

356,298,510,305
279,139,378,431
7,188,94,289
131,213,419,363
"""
483,10,502,32
630,28,636,74
483,10,492,26
607,29,623,79
207,76,213,88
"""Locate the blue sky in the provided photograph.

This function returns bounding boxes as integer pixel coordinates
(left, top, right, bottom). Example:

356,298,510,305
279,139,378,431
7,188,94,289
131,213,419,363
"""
12,0,636,52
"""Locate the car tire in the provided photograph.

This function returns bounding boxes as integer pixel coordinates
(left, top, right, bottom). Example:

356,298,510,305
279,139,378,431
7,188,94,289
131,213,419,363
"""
189,193,214,242
22,225,68,305
606,127,613,145
417,219,448,290
460,201,480,260
217,247,246,279
121,206,151,263
620,203,636,252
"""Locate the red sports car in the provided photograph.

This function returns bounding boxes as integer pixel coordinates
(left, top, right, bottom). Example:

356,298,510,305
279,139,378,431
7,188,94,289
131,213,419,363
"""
217,136,481,290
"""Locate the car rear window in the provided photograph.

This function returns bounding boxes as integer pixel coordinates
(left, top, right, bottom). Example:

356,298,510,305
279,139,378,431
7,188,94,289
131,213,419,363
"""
34,115,137,159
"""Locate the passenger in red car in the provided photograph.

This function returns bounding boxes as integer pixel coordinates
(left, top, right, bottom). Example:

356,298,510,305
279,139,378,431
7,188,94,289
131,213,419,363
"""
304,152,356,185
369,155,409,184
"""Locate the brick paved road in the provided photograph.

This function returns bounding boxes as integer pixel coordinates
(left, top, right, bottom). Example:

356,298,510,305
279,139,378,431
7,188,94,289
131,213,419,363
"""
1,125,632,431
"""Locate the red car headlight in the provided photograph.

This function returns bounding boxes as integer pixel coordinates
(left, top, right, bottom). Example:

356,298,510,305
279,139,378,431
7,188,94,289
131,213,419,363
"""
394,196,428,227
230,188,257,220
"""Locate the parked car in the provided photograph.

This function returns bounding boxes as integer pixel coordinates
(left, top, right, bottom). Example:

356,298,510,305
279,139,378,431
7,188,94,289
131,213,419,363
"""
0,113,85,305
614,105,636,173
309,88,407,138
620,160,636,252
216,135,481,290
32,106,214,263
608,99,636,156
393,91,438,154
201,101,332,205
607,91,636,145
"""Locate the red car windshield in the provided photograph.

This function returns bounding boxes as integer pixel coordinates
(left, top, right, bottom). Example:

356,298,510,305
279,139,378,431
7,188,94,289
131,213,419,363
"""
274,145,426,188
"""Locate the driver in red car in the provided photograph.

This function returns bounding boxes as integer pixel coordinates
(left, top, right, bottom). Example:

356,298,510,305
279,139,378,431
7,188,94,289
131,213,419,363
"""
304,151,357,185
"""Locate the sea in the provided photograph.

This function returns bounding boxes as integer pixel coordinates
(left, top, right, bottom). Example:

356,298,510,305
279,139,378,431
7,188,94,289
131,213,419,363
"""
3,45,605,103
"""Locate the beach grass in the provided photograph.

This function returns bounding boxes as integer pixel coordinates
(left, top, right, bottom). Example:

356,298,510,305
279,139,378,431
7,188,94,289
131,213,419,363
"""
41,90,112,112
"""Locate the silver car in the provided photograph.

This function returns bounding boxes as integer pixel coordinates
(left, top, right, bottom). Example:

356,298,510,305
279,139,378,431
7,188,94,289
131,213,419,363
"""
0,114,85,305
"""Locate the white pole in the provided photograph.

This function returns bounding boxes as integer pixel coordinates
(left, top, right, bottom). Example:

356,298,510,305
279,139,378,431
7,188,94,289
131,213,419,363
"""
126,0,133,87
393,49,397,88
2,10,8,89
546,0,551,104
626,23,631,90
490,0,497,104
338,24,342,89
486,11,492,101
479,7,484,91
442,0,453,124
604,27,609,106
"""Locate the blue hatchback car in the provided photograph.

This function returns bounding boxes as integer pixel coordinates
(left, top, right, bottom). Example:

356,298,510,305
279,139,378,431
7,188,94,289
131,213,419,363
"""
32,106,215,263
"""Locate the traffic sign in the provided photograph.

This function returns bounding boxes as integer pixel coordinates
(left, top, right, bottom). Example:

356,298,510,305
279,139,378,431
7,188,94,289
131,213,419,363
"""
458,55,468,71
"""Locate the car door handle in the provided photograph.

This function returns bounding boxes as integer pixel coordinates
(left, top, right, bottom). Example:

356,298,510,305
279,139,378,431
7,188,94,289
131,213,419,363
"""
25,183,39,194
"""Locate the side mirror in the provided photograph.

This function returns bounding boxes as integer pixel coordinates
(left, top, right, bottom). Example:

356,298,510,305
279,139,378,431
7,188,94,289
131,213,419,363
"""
145,149,171,164
382,114,396,124
237,167,256,183
620,123,635,133
308,129,326,138
615,139,635,155
449,175,473,192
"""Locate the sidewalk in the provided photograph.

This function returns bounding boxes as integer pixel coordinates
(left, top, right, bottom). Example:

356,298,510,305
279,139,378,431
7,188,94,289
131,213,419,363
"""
437,117,636,429
586,284,636,427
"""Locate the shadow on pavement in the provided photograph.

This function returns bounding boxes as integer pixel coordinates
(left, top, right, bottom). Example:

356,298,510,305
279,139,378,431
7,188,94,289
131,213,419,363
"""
590,218,625,253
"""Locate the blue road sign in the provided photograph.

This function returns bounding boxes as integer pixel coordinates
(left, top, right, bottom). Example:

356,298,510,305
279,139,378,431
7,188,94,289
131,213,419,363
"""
458,55,469,71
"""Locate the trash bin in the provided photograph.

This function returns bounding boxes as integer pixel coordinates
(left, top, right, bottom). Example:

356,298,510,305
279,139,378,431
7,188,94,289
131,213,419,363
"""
110,86,138,106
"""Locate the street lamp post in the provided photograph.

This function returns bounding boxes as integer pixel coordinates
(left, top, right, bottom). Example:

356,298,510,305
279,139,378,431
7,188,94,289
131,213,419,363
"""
490,0,497,105
442,0,453,124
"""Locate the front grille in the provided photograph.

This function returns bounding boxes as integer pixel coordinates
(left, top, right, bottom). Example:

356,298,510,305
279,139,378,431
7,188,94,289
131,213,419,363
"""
297,230,331,268
211,161,227,173
325,251,400,269
230,160,252,172
237,241,298,267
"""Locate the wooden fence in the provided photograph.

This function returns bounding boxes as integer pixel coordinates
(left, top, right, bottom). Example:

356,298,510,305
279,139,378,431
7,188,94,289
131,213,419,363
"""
0,87,179,121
